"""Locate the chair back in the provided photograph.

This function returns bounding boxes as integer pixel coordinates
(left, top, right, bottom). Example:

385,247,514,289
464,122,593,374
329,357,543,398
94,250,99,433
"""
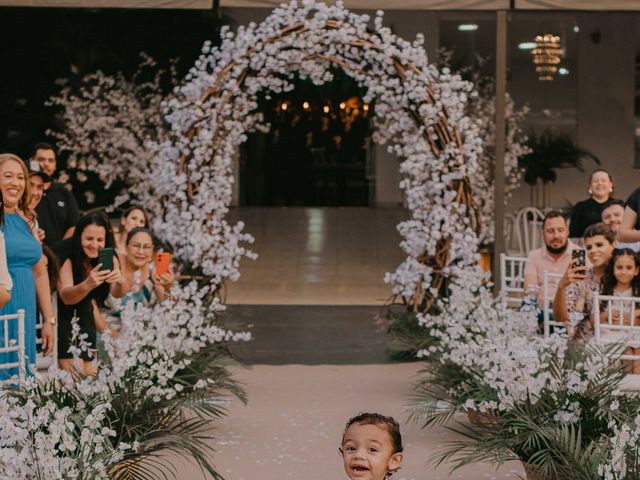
0,309,26,381
514,207,544,256
499,253,527,308
503,212,518,253
542,270,564,337
593,291,640,361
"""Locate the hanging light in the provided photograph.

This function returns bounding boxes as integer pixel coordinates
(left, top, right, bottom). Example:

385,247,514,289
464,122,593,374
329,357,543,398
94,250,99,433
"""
303,101,310,110
457,24,478,32
339,102,346,110
323,105,330,113
363,104,369,112
531,34,564,81
281,102,289,111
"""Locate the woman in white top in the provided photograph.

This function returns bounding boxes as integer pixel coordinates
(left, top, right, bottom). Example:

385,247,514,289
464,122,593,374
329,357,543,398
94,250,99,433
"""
0,231,12,307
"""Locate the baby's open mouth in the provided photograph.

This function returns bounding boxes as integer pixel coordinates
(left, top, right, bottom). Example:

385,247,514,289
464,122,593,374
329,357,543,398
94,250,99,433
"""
352,465,369,472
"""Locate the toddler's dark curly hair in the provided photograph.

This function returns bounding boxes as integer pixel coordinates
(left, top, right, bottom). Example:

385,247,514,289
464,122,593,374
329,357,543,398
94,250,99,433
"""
341,412,403,478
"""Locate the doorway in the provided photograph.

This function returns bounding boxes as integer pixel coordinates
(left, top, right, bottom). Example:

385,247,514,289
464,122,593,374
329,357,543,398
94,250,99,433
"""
239,70,374,207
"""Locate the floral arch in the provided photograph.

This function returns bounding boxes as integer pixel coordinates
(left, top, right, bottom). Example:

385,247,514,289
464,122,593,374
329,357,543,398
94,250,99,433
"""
153,0,486,311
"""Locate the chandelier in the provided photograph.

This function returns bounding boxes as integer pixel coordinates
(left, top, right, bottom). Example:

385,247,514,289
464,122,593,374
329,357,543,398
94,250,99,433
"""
531,34,563,81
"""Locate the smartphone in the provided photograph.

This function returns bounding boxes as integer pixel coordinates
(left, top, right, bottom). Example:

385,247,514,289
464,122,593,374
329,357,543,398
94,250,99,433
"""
156,252,172,276
571,249,586,269
97,247,115,272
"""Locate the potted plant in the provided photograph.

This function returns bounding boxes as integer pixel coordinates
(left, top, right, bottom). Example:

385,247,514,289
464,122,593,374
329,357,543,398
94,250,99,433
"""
519,129,600,209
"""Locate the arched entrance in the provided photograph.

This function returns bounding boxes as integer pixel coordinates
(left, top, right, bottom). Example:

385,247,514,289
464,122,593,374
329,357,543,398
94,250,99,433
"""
153,0,484,315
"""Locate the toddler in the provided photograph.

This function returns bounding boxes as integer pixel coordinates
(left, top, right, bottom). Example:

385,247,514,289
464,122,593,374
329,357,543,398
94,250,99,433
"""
339,413,404,480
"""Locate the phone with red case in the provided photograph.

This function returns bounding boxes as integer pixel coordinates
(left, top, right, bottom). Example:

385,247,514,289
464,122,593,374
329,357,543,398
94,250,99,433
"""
155,252,172,275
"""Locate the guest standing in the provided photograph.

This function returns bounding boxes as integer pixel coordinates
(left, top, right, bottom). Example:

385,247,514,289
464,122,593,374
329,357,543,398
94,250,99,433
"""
0,231,12,308
105,227,174,331
57,212,125,376
114,206,148,255
569,169,617,238
0,154,54,379
616,185,640,248
31,143,80,257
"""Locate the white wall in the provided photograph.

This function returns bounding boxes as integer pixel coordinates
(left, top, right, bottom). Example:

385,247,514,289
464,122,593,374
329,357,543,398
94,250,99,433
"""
223,8,639,211
508,13,637,212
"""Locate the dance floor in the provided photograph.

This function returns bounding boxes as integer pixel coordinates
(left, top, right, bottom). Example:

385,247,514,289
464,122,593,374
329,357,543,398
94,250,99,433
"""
171,208,522,478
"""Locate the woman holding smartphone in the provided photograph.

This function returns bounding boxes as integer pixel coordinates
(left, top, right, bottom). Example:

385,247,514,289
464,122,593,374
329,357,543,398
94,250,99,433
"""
554,222,617,340
58,212,125,375
104,227,174,330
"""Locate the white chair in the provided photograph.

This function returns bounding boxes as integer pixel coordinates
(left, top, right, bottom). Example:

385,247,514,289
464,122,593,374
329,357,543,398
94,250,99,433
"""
503,212,518,254
592,291,640,391
514,207,544,256
542,270,564,338
499,253,527,308
0,309,26,381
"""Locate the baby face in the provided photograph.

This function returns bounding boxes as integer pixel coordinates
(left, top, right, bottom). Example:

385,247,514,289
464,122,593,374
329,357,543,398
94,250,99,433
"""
340,423,403,480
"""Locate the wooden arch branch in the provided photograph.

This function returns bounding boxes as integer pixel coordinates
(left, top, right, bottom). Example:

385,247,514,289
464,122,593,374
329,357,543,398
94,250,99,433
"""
174,14,478,311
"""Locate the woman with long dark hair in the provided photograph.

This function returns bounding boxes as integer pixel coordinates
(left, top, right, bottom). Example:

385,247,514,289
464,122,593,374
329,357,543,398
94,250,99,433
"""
57,212,125,375
554,223,617,339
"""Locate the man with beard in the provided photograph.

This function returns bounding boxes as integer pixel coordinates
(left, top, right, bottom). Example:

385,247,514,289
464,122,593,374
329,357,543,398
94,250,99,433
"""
602,199,640,251
523,210,579,303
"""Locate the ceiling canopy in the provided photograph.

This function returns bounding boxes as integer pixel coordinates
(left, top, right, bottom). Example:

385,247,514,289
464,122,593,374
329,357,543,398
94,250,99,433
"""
0,0,212,7
0,0,639,11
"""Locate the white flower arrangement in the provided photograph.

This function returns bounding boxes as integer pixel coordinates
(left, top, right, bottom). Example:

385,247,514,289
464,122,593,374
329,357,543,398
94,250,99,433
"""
598,414,640,480
437,51,529,245
48,53,176,210
0,285,250,478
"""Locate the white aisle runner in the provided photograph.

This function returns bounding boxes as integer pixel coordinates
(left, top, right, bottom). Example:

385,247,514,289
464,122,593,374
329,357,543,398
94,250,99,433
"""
167,363,524,480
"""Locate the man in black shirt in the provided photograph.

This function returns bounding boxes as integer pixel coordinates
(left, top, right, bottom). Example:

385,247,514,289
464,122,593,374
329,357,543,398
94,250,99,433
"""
31,143,81,256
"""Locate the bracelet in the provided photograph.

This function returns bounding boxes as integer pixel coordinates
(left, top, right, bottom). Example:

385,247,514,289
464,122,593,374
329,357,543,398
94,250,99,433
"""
48,317,56,326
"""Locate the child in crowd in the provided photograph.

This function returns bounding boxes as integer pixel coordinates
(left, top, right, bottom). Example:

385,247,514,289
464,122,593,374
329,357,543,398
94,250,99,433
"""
599,248,640,372
339,413,404,480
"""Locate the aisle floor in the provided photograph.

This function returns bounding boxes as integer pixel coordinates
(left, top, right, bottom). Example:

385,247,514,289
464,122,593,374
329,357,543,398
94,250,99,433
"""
225,207,407,305
169,364,524,480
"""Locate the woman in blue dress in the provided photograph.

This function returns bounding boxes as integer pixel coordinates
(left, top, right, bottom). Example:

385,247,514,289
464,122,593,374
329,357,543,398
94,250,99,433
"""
0,153,55,380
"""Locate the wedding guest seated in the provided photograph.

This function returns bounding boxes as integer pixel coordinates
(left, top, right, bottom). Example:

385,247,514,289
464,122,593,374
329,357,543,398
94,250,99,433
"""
597,248,640,372
554,223,617,340
523,210,579,304
569,169,618,239
602,199,640,251
104,227,174,332
57,212,125,376
114,206,149,255
339,413,404,480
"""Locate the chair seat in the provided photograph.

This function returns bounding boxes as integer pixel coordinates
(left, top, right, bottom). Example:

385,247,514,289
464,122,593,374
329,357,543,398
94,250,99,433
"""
620,374,640,391
598,331,640,348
